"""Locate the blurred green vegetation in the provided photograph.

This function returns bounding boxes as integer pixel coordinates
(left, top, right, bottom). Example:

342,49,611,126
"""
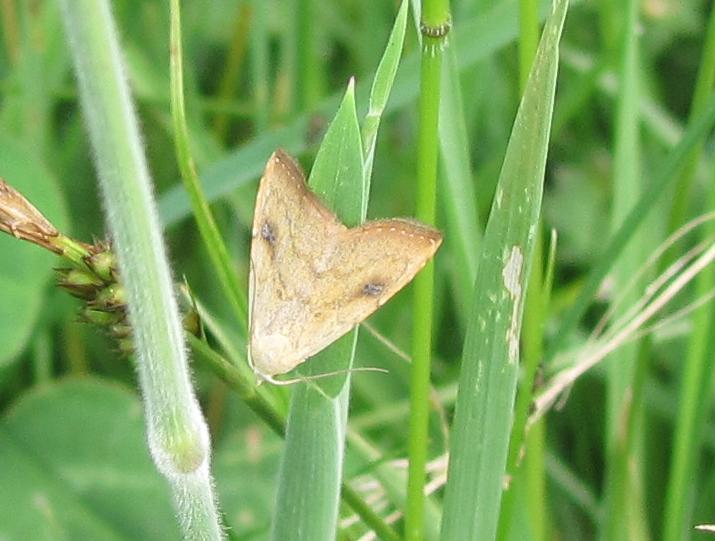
0,0,714,540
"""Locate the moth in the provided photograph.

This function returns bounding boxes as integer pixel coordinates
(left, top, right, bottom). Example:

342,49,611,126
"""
248,150,442,383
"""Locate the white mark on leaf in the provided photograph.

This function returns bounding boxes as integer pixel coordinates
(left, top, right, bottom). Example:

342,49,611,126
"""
502,246,524,364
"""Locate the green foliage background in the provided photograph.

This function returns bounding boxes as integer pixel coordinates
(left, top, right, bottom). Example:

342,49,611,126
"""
0,0,714,540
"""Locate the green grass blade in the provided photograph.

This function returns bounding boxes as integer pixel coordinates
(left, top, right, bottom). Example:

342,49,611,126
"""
440,2,568,540
663,8,715,538
663,230,715,541
362,0,408,197
309,80,365,225
169,0,247,331
271,81,363,541
438,43,481,325
272,384,349,541
668,0,715,232
519,0,540,89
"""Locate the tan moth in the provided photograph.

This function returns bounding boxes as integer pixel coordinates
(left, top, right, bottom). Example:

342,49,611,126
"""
248,150,442,383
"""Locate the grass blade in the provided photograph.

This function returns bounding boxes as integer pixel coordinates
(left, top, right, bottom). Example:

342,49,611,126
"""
440,1,568,539
169,0,247,331
663,5,715,538
600,1,644,539
272,385,349,541
362,0,409,196
437,43,481,325
271,80,364,541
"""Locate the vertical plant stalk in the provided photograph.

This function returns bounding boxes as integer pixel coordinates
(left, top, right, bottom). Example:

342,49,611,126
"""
212,3,252,141
663,7,715,534
601,1,643,539
405,1,450,539
58,2,223,539
668,2,715,232
169,0,248,332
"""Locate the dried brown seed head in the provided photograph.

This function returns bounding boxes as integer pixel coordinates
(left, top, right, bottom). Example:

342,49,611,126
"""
0,178,60,252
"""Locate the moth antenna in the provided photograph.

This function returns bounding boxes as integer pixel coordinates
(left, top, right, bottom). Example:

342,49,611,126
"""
255,366,389,386
363,321,411,363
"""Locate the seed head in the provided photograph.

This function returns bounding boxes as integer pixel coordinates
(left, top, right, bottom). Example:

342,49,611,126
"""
0,178,60,253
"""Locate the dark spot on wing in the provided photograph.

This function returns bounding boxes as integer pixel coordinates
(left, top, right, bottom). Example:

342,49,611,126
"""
261,221,277,245
362,282,385,297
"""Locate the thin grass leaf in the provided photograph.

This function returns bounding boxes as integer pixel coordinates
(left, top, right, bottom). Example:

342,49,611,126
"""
497,3,549,533
440,2,568,540
362,0,408,198
438,43,481,325
405,0,450,536
169,0,248,331
667,2,715,231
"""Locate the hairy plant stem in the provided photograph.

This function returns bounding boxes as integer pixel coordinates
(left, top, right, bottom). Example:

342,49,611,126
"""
58,2,223,538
